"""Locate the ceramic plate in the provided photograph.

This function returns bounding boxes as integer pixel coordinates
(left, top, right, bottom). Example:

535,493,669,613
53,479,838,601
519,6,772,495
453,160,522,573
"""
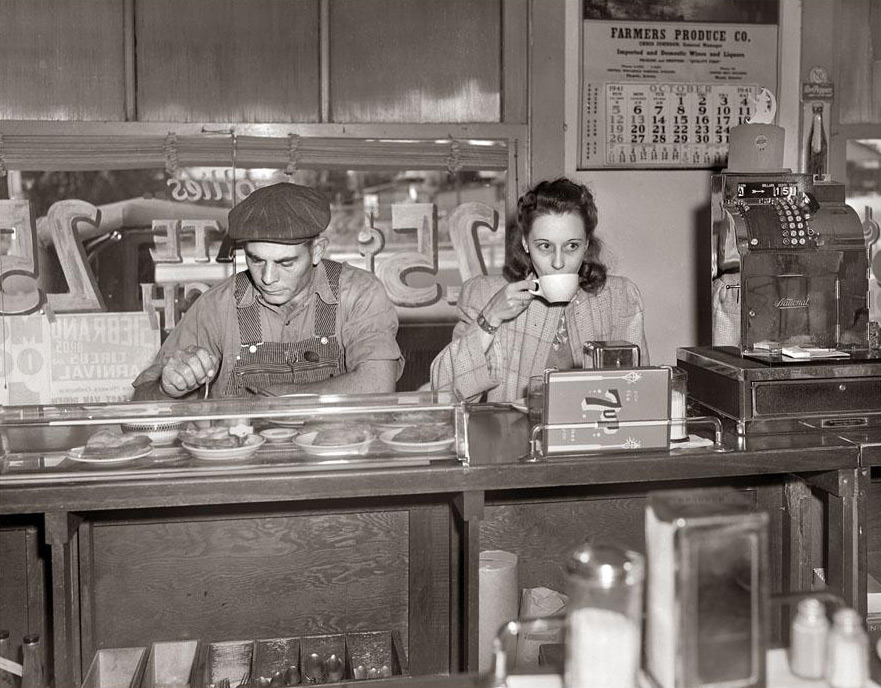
67,445,153,465
259,427,299,444
294,431,374,457
182,434,266,462
379,429,455,454
267,417,307,428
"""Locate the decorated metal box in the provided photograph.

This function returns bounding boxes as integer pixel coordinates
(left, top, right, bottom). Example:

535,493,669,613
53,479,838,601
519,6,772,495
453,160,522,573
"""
541,367,671,455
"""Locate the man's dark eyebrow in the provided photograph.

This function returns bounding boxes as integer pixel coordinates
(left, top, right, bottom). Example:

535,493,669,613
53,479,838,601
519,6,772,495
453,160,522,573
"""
244,251,297,262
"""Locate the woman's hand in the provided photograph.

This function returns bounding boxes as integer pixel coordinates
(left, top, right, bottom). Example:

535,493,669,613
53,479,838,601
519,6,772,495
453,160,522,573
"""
159,345,219,398
480,279,536,329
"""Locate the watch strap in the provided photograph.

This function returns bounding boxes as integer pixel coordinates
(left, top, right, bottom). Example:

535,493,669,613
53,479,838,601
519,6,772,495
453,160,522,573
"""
476,312,498,335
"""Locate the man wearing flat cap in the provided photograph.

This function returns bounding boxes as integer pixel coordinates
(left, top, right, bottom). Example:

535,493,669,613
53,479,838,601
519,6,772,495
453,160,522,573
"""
132,182,403,399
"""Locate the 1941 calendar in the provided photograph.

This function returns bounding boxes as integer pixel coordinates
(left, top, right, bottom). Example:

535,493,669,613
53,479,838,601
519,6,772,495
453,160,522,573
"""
580,1,779,170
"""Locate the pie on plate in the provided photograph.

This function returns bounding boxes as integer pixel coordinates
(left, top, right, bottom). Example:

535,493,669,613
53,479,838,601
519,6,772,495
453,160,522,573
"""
379,424,455,454
181,434,265,461
392,423,454,443
68,430,153,464
179,426,245,449
302,422,373,447
294,427,375,457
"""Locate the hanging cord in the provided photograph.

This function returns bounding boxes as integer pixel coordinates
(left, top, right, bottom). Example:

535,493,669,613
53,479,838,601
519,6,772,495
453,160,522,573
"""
447,139,462,176
163,133,180,178
285,134,301,179
231,132,238,208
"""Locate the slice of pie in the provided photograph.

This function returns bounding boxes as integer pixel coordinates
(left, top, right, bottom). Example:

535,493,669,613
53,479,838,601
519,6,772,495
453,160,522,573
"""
393,423,453,443
309,422,372,446
81,430,151,459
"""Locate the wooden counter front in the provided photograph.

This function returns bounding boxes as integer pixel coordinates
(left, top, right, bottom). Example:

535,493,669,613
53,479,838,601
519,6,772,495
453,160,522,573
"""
0,411,864,688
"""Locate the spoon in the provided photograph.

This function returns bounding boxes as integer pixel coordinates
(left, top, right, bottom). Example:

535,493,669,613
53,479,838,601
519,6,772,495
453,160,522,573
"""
303,653,325,684
325,654,344,682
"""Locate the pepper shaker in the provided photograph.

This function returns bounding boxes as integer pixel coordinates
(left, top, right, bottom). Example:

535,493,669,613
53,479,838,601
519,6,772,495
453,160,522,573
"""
789,597,829,679
826,607,868,688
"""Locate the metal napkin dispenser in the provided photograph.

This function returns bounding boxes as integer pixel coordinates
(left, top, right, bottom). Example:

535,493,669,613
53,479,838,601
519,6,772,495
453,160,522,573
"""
534,367,671,456
583,340,641,369
645,488,769,688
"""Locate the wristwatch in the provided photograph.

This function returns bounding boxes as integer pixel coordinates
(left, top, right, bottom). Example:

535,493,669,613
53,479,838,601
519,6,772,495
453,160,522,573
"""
476,312,498,335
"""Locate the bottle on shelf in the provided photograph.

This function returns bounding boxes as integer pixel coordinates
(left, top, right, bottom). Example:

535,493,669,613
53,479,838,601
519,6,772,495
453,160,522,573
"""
0,630,20,688
20,635,45,688
806,102,828,180
826,607,869,688
788,597,829,679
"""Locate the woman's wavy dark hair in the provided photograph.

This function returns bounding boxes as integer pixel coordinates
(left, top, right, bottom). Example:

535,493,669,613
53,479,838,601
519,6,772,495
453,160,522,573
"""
503,177,607,294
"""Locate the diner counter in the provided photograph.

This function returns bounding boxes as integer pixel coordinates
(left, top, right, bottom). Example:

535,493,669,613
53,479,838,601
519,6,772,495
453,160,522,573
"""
0,408,861,514
0,399,868,688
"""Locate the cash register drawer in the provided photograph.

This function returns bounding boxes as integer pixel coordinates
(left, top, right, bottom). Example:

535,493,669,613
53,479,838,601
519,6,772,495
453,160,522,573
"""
753,377,881,416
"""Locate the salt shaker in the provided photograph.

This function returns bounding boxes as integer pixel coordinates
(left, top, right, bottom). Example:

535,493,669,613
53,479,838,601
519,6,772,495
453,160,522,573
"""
826,607,868,688
564,543,644,688
789,597,829,679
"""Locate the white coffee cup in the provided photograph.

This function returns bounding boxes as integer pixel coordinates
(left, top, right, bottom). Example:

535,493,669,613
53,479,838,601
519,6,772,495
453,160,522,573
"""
529,273,580,303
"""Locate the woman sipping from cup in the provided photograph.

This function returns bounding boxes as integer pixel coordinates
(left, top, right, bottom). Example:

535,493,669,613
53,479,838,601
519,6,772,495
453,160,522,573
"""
431,177,648,402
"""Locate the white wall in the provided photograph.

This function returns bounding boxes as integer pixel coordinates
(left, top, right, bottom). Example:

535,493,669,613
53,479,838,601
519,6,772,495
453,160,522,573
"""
581,171,712,365
560,0,803,365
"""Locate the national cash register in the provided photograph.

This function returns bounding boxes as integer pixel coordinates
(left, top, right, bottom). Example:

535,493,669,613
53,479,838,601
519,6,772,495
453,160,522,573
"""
678,158,881,436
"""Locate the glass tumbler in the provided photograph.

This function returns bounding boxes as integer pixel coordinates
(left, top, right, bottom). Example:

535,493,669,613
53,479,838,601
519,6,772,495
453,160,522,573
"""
669,366,688,442
565,543,645,688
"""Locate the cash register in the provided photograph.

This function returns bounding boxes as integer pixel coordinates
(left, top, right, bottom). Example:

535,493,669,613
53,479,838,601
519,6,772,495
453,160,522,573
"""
678,124,881,436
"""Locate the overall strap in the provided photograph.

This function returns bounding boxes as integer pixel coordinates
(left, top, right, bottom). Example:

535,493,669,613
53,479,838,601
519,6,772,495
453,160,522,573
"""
315,259,343,338
234,272,263,344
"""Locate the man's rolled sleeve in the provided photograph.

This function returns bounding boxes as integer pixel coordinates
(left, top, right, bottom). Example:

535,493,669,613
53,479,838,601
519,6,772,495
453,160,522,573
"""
340,270,404,379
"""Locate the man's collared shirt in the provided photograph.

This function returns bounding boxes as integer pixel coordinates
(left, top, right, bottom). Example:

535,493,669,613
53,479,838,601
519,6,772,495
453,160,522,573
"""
133,261,403,397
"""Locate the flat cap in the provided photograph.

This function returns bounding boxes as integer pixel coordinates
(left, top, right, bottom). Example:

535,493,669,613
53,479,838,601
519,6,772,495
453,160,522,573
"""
228,182,331,244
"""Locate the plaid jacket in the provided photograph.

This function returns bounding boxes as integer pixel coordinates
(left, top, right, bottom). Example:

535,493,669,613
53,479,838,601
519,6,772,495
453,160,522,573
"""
431,274,649,401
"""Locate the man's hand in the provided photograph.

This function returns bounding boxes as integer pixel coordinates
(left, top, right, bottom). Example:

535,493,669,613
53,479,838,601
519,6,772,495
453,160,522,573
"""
159,345,219,398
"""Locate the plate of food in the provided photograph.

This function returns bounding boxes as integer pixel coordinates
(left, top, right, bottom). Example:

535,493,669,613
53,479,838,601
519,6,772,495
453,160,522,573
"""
259,427,299,444
373,410,450,432
266,416,307,428
121,420,183,447
68,430,153,464
379,423,455,454
294,423,375,457
181,427,266,461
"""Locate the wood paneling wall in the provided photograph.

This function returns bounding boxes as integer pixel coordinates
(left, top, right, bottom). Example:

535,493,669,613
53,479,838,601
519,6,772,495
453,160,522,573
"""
135,0,321,123
0,0,508,126
329,0,501,123
838,0,881,124
0,0,125,120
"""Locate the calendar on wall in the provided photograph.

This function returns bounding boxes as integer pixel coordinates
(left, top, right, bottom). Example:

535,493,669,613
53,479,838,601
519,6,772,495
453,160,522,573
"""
580,1,780,170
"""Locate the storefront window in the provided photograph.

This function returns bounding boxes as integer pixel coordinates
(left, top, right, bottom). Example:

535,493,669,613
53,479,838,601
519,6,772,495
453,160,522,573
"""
12,163,506,319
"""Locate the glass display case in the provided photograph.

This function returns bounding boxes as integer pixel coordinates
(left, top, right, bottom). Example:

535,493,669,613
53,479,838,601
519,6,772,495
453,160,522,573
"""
0,391,463,484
